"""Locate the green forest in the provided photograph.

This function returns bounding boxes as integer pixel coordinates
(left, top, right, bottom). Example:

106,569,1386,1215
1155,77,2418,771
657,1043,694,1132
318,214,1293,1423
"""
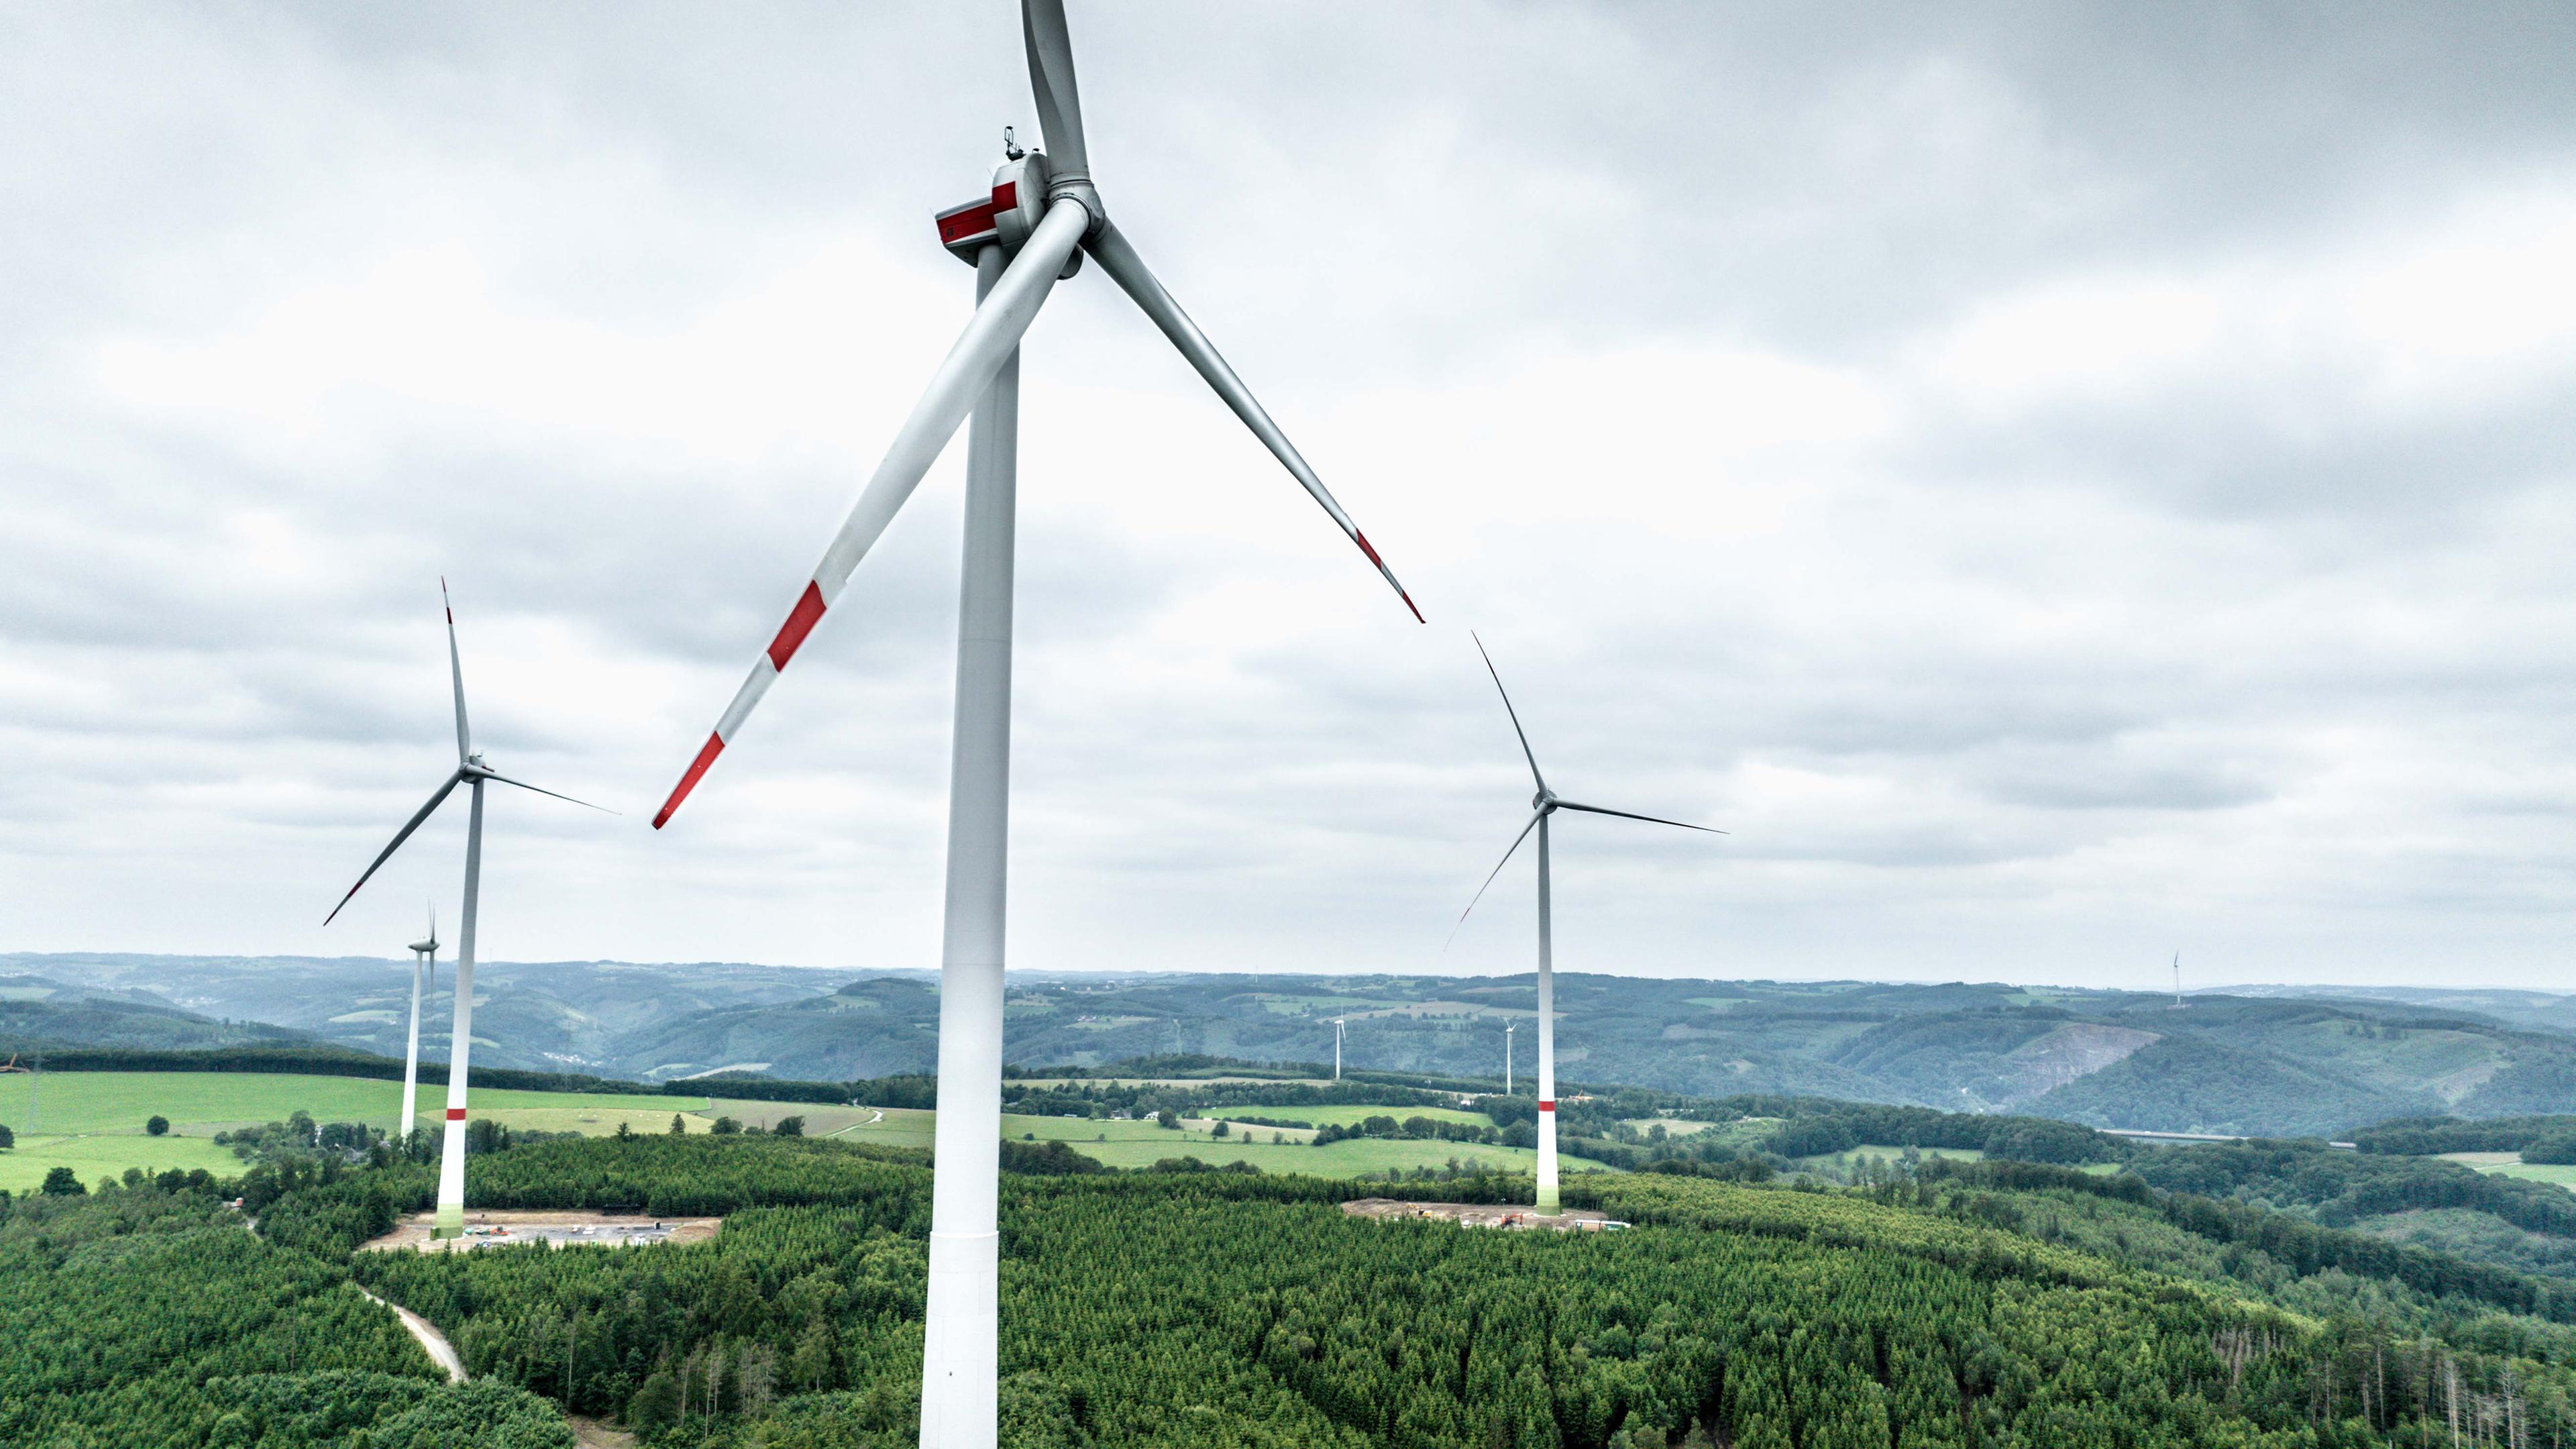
21,1124,2576,1447
0,1175,572,1447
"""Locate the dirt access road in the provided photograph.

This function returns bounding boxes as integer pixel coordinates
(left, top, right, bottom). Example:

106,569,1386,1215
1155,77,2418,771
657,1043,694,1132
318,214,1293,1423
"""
355,1281,638,1447
354,1284,465,1383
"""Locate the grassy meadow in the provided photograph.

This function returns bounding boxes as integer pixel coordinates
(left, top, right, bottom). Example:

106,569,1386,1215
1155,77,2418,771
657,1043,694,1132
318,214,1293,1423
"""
1205,1102,1491,1130
2449,1152,2576,1191
1800,1143,1987,1169
0,1071,1581,1191
1002,1110,1602,1175
0,1071,720,1194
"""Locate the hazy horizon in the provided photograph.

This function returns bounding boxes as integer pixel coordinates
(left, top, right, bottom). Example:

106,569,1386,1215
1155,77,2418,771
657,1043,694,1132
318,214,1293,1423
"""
9,946,2570,1005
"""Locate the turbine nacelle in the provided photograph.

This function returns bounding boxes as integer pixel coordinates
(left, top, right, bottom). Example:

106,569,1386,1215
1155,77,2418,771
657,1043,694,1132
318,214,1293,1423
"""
937,146,1089,276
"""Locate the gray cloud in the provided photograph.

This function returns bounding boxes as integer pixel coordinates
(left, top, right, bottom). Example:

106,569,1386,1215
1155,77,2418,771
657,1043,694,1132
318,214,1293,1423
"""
2,3,2573,991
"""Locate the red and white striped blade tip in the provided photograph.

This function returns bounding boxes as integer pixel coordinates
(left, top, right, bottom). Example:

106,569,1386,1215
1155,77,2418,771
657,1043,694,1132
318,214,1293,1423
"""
653,733,724,830
653,580,831,830
1352,533,1424,623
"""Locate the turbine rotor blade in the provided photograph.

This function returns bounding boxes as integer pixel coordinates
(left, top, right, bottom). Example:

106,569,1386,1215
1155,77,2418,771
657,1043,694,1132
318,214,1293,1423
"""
1470,632,1545,792
1444,810,1544,951
1551,799,1726,835
1021,0,1089,181
482,770,620,815
324,769,466,925
1083,218,1423,622
653,199,1091,830
441,578,472,763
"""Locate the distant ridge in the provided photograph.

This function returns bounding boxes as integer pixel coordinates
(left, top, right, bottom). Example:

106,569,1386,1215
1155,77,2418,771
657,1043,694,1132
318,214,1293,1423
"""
13,955,2576,1138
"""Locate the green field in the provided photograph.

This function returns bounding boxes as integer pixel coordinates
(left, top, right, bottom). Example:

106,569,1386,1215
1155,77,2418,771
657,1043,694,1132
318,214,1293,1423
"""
2457,1155,2576,1192
1797,1143,1986,1171
813,1104,938,1149
0,1132,242,1194
0,1071,1589,1191
0,1071,690,1138
0,1072,718,1195
1001,1112,1603,1175
1622,1117,1718,1137
1209,1104,1490,1130
1008,1075,1329,1090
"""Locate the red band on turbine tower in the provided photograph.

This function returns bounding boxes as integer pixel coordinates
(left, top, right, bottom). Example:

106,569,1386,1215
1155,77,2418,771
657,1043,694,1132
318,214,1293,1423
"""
653,732,727,830
1538,1100,1555,1112
767,582,828,671
446,1108,467,1121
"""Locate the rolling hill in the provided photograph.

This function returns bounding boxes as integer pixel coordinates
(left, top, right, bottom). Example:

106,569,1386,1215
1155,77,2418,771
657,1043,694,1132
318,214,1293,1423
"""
14,953,2576,1138
0,974,313,1054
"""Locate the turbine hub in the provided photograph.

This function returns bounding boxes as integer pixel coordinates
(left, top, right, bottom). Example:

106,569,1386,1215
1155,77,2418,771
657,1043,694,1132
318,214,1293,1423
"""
1534,790,1556,812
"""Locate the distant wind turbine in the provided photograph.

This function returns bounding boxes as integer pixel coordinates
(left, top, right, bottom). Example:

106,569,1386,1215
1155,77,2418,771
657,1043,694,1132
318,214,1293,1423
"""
1453,635,1723,1214
323,582,611,1237
2172,951,2185,1010
1504,1019,1515,1095
400,906,439,1142
1332,1019,1345,1081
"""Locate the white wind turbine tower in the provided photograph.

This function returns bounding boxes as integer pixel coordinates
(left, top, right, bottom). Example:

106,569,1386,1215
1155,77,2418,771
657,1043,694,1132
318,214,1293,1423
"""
647,6,1418,1444
1332,1019,1346,1081
1454,635,1722,1215
325,584,610,1237
1504,1019,1515,1095
399,906,439,1144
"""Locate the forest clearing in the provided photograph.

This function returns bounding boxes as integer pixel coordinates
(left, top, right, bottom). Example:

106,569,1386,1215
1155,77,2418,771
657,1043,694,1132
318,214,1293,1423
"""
358,1210,721,1254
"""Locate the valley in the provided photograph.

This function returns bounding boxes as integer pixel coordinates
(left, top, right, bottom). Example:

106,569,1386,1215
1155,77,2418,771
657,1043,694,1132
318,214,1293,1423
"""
17,954,2576,1139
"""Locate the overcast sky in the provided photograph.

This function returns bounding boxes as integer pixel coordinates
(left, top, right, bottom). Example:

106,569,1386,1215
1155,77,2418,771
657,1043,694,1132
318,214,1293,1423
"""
5,3,2574,991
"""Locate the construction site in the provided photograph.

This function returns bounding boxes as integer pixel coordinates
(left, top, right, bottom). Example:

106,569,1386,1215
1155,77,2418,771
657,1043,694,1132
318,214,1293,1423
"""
1340,1199,1629,1232
359,1210,722,1254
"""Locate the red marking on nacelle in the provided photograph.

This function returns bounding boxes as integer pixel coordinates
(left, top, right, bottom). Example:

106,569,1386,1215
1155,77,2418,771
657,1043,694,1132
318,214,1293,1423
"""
767,581,828,671
991,180,1018,211
938,203,999,246
653,732,726,830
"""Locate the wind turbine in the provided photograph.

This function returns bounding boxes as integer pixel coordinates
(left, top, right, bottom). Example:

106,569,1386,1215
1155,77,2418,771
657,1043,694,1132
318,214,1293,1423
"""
1504,1019,1515,1095
1332,1019,1346,1081
399,906,439,1145
647,7,1417,1444
324,583,609,1236
1454,635,1722,1214
2171,951,2185,1010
